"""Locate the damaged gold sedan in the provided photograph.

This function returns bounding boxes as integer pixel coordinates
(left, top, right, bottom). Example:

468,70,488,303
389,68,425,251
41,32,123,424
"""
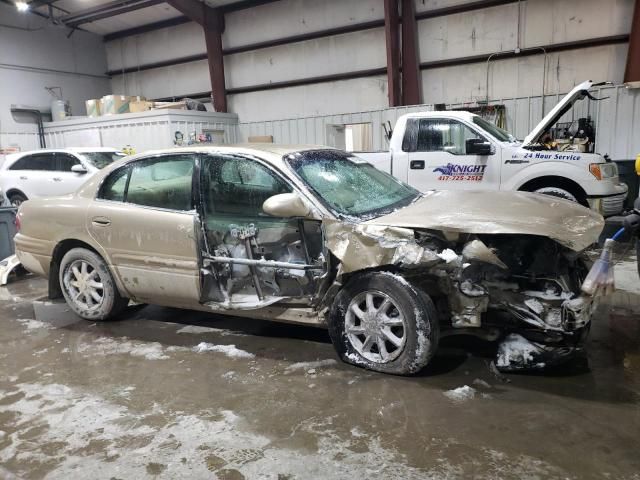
14,146,604,374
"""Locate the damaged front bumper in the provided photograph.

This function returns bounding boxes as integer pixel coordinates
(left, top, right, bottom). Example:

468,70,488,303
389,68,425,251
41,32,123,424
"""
322,220,598,372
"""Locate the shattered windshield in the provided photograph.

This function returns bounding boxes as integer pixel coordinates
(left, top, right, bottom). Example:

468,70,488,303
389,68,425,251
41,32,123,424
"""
286,150,420,219
472,116,516,142
81,151,126,169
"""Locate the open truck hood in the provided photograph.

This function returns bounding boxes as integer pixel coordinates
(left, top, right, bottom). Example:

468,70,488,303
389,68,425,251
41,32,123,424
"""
365,190,604,251
522,80,594,147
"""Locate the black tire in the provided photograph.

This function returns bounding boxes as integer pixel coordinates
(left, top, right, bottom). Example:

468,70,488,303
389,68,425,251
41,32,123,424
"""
533,186,578,203
328,271,439,375
59,248,128,321
8,192,27,207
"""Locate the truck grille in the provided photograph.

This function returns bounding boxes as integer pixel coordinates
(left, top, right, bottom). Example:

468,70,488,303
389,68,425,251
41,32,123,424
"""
602,194,626,217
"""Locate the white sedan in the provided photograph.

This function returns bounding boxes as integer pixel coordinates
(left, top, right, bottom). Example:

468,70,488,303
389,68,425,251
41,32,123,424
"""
0,147,125,206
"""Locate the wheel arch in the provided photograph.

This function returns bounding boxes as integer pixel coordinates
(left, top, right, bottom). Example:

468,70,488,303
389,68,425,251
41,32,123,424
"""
48,239,127,299
518,175,588,205
5,188,27,199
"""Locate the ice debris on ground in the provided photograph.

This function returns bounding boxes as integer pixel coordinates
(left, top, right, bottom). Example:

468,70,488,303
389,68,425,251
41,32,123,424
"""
16,319,52,330
284,359,338,373
176,325,222,334
443,385,476,402
76,337,170,360
471,379,491,389
193,342,255,359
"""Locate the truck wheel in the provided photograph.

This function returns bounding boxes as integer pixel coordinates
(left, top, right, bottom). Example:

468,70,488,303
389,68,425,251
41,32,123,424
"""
8,192,27,207
328,271,439,375
533,187,578,203
59,248,128,321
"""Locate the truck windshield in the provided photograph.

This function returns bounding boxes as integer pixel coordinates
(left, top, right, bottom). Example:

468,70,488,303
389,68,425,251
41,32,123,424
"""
472,117,516,142
286,150,420,219
81,151,126,169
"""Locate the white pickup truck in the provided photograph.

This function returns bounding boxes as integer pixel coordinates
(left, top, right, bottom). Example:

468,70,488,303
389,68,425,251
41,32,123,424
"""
357,80,628,217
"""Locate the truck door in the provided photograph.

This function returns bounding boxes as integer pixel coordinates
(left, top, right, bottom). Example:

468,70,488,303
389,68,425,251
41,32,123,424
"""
404,118,500,191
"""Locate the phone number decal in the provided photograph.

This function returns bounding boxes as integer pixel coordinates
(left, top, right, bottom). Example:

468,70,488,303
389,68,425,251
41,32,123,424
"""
433,163,487,182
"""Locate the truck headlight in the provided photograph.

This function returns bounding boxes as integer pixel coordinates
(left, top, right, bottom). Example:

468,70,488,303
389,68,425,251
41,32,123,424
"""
589,162,618,180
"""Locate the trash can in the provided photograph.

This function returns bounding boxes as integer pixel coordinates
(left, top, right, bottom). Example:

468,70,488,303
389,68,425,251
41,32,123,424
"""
0,207,18,260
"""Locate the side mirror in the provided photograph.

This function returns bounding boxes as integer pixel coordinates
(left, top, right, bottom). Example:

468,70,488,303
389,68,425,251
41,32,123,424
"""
263,193,311,218
466,138,493,156
71,164,88,174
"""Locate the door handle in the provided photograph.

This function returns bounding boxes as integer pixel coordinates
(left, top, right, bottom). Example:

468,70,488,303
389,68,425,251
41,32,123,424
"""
19,176,27,180
91,217,111,226
52,177,62,182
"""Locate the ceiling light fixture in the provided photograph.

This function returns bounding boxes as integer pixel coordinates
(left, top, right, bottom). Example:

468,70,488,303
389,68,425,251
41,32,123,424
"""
16,1,30,12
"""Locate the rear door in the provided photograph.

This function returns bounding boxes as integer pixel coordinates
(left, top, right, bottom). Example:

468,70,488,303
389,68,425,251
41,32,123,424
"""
404,118,500,191
87,153,201,305
6,153,57,199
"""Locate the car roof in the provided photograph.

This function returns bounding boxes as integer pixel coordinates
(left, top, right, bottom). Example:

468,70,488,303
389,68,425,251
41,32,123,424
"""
121,144,333,169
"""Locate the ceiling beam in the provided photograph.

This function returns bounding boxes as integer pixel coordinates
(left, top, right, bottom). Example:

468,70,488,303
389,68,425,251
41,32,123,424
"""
60,0,164,27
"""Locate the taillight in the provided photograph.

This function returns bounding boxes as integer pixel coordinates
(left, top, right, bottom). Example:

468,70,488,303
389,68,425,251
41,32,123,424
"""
14,214,20,232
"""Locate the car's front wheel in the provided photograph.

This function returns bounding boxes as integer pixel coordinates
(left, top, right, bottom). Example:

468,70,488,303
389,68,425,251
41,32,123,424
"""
59,248,128,321
328,272,439,375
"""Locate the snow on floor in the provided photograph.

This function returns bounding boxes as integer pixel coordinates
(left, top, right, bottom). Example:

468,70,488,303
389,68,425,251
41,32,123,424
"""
176,325,223,334
74,336,170,360
443,385,476,402
193,342,255,359
16,318,53,330
284,359,338,373
0,381,569,479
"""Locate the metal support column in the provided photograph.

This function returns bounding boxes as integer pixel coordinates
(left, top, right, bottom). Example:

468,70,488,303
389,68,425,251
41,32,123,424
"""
401,0,421,105
166,0,227,112
625,0,640,85
383,0,401,107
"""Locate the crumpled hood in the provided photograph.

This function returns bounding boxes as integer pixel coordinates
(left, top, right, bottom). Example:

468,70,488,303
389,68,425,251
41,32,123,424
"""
365,190,604,251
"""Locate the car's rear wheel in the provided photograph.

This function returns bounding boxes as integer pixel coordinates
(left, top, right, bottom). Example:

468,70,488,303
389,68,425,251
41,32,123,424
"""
328,272,439,375
59,248,128,321
8,192,27,207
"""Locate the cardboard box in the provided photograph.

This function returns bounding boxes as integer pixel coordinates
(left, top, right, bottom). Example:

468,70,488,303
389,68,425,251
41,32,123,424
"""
152,100,187,111
100,95,145,115
129,100,154,113
85,99,101,117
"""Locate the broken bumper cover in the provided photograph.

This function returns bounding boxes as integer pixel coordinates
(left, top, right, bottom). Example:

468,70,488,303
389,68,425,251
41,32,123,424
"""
496,332,587,371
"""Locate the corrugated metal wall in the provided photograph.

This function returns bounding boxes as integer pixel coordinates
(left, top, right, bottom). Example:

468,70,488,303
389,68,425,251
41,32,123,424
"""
238,85,640,161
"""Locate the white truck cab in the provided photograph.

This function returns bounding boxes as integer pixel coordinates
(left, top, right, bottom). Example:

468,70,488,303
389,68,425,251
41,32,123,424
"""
359,80,628,217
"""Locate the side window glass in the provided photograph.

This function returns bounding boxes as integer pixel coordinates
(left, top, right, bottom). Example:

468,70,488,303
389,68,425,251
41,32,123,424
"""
9,154,55,171
56,153,80,172
99,166,130,202
416,119,483,154
126,155,194,211
401,119,418,152
203,155,292,217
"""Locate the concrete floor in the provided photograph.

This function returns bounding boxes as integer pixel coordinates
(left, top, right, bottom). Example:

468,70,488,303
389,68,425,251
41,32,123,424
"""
0,257,638,479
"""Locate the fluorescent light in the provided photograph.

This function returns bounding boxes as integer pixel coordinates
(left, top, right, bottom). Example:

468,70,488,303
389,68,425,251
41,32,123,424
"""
16,1,30,11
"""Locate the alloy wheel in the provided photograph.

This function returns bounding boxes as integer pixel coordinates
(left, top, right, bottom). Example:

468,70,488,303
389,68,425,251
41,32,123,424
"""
345,290,407,363
63,259,104,311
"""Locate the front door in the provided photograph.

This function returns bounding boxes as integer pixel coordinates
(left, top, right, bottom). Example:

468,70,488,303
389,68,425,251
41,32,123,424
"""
87,153,201,305
50,153,87,196
199,153,323,307
405,118,500,191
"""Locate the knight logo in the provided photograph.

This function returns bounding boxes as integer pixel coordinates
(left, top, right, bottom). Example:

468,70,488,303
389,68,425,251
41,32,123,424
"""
433,163,487,182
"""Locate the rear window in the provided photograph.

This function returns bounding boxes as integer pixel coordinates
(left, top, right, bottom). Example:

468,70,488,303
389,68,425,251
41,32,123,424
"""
81,151,126,169
9,153,56,171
